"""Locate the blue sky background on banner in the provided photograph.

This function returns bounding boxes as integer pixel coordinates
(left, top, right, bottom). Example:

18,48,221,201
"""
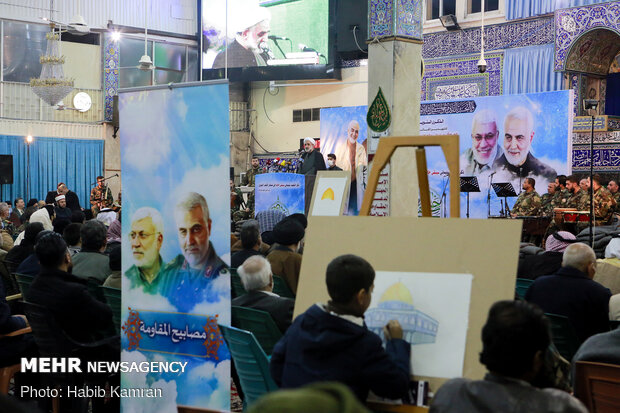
255,173,305,215
421,90,571,218
120,83,231,411
320,106,368,160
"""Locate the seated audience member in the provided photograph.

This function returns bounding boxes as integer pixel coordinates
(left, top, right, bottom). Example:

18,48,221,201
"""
525,243,611,343
0,202,17,240
83,209,94,221
16,230,54,276
103,245,121,289
231,221,263,268
247,382,370,413
518,232,576,280
0,260,37,383
28,205,54,231
610,294,620,320
96,206,117,227
571,324,620,383
28,232,115,344
71,210,85,224
267,218,304,294
8,197,25,227
4,223,45,271
71,220,110,283
270,254,410,401
53,194,72,223
63,223,82,256
593,237,620,295
20,199,39,225
233,256,294,333
255,209,287,245
107,219,121,245
430,300,587,413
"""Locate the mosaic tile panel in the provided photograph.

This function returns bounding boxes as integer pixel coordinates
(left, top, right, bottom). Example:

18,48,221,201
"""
572,131,620,145
103,34,120,122
422,53,503,101
422,16,554,59
563,29,620,75
571,73,581,117
572,144,620,172
369,0,394,38
369,0,423,40
555,1,620,71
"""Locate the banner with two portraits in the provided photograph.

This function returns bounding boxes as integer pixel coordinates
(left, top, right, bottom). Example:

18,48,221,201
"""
421,90,572,218
119,83,231,411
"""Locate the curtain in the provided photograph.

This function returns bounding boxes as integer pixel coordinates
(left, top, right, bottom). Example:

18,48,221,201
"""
507,0,609,20
0,135,103,209
502,44,564,95
606,73,620,116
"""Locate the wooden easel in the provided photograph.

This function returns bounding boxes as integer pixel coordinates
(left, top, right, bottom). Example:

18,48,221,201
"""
360,135,460,218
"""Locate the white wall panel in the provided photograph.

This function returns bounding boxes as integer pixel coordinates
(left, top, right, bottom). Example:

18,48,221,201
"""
0,0,197,36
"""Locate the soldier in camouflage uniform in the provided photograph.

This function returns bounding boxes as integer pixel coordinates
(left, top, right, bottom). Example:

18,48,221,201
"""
231,180,249,222
541,182,557,217
511,178,542,217
90,175,114,217
592,175,616,225
608,179,620,214
242,156,264,218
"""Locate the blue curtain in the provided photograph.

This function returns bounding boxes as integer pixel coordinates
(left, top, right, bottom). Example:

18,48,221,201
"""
503,44,564,95
507,0,609,20
606,73,620,116
0,135,103,208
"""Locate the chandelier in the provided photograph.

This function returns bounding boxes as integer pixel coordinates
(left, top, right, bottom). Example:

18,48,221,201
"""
30,28,74,106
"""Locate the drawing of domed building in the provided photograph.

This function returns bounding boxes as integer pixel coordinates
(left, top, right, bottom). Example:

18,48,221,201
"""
366,282,439,345
269,196,289,215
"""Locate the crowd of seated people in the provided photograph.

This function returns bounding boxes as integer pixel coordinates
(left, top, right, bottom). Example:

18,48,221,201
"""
0,186,122,410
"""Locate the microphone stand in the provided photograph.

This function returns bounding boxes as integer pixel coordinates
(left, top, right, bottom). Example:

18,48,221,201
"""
91,173,119,186
272,38,286,58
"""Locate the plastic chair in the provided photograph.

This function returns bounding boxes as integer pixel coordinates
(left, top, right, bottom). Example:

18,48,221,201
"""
14,273,35,301
100,286,122,332
230,269,248,298
218,324,278,408
273,275,295,299
574,361,620,413
515,278,534,300
0,326,32,394
545,313,581,361
231,306,282,355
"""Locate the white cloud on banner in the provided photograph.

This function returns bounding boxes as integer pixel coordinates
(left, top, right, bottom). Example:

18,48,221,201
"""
120,350,178,413
183,359,231,408
121,91,173,173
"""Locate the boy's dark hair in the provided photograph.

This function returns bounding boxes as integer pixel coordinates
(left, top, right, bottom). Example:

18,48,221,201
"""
35,232,68,269
23,222,45,245
71,210,85,223
327,153,336,159
80,220,107,251
63,223,82,246
109,245,122,271
479,300,551,378
556,175,567,187
326,255,375,304
240,222,260,249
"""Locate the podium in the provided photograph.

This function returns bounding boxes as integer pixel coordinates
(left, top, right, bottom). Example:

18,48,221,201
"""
492,183,518,217
460,176,480,219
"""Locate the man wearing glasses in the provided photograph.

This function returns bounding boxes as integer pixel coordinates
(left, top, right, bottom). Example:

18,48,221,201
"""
460,109,501,176
126,207,165,294
212,10,271,69
160,192,228,312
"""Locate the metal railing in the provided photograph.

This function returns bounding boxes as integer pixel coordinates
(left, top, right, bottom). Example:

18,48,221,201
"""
0,81,104,123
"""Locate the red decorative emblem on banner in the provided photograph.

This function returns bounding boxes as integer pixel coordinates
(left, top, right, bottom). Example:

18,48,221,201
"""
203,314,224,360
122,307,143,350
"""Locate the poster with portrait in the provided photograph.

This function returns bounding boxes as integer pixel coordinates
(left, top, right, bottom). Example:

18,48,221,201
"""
254,173,305,216
319,106,368,215
119,82,231,411
421,90,572,218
